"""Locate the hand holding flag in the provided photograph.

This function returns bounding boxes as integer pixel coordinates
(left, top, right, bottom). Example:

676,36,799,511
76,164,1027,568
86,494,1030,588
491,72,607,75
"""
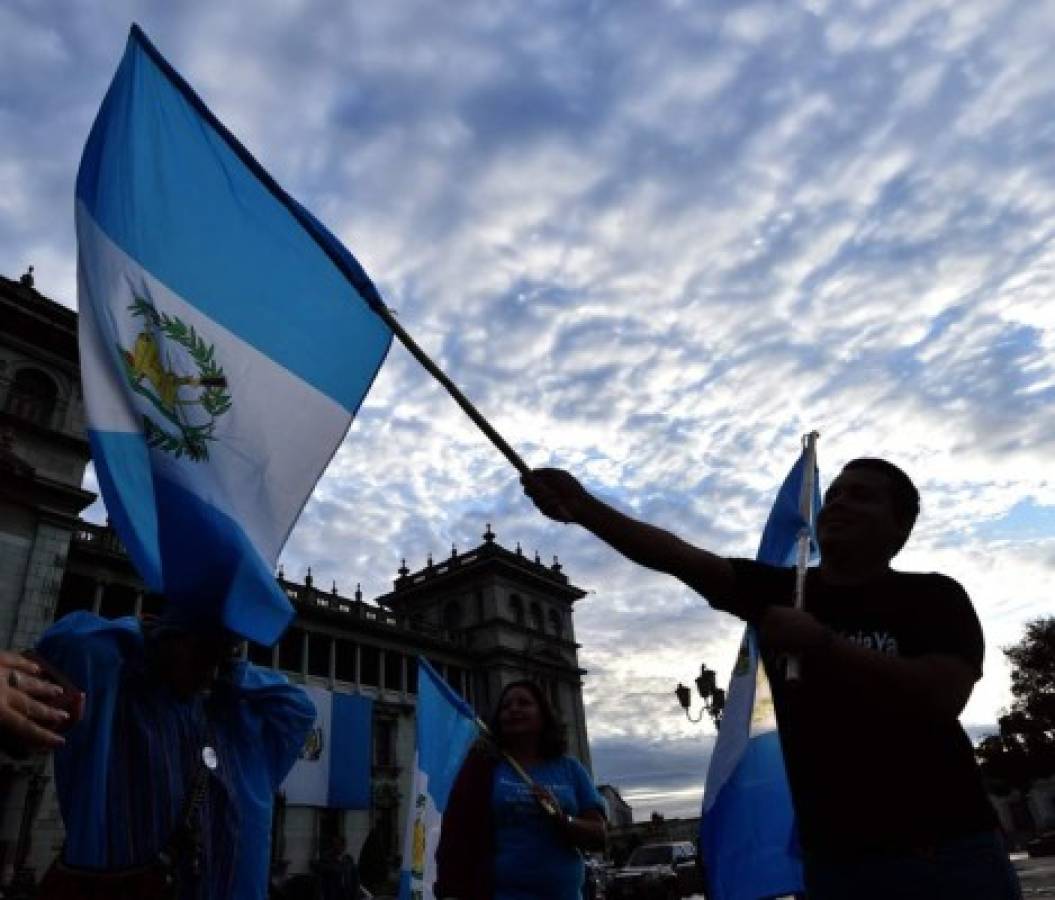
756,605,831,655
520,468,592,524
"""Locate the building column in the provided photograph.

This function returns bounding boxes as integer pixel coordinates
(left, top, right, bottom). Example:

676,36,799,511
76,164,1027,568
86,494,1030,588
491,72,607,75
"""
354,643,361,689
91,581,104,615
7,522,76,649
572,677,593,772
328,636,336,690
133,591,143,617
300,630,309,678
378,649,386,691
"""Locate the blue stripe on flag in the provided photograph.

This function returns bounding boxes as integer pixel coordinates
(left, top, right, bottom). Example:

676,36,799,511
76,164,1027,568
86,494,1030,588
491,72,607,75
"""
87,430,161,590
417,659,479,811
88,426,295,644
91,429,293,641
150,476,294,641
76,25,392,411
330,692,372,809
703,732,801,899
756,455,822,566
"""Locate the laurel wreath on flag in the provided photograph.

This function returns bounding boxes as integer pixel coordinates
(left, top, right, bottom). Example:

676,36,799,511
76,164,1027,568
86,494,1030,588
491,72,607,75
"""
119,296,232,462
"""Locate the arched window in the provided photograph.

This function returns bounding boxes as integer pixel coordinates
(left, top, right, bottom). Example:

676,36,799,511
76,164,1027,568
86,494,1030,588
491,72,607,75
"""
443,601,462,630
6,367,58,427
548,609,563,638
530,602,544,632
510,594,525,626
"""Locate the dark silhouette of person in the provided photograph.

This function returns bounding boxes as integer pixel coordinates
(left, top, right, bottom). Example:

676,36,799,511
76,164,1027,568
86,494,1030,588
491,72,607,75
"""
312,834,359,900
523,459,1022,900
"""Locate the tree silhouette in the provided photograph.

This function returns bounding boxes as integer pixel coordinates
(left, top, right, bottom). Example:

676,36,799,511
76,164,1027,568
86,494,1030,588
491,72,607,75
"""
977,618,1055,799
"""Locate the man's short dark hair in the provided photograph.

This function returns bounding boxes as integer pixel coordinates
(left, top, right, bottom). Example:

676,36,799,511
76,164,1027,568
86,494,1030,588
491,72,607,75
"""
842,457,920,551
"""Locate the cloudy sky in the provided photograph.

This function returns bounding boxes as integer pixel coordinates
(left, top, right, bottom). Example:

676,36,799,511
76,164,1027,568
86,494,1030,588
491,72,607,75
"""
4,0,1054,820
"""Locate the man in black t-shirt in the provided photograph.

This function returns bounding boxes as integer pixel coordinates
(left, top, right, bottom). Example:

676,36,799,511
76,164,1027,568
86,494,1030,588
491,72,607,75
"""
523,458,1022,900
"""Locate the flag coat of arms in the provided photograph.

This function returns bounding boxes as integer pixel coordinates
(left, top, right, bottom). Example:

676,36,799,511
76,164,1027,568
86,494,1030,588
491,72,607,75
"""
281,686,373,808
76,25,393,644
398,659,479,900
700,447,822,900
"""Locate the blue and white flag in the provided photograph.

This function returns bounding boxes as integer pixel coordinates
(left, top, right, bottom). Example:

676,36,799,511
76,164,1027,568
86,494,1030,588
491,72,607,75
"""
281,686,372,809
76,25,393,645
700,448,822,900
399,659,479,900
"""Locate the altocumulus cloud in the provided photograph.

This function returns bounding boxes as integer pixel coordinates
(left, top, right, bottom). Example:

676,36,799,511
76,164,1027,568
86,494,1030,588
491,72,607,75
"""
3,0,1054,818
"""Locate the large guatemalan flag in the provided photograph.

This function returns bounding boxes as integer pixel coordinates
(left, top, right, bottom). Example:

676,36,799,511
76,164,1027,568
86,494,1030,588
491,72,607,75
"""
398,659,479,900
281,687,373,809
76,25,393,644
700,446,822,900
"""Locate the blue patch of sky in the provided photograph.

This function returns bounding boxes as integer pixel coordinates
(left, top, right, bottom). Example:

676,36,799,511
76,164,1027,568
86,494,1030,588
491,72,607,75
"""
970,499,1055,542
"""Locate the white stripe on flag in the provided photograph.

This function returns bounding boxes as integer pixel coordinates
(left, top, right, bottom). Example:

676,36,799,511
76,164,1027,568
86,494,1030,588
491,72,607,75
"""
400,753,444,900
281,685,333,807
78,205,351,565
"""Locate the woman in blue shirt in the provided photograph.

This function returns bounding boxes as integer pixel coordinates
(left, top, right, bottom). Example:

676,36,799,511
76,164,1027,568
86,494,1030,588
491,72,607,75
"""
436,679,607,900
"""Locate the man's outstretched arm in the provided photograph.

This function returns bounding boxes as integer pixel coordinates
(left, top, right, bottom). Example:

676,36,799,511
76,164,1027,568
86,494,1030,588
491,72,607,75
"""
522,468,735,604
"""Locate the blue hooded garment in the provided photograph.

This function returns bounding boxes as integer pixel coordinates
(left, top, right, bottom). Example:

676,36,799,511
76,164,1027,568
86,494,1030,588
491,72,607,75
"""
37,612,316,900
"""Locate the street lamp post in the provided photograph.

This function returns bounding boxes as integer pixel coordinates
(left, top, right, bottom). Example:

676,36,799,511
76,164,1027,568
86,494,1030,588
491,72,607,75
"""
675,663,725,729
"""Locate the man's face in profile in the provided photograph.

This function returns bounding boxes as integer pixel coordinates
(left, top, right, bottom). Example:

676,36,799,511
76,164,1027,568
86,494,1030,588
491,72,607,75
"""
816,466,905,561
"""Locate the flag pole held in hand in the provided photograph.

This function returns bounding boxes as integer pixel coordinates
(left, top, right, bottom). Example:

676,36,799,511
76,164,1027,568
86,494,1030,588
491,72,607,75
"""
786,430,820,682
369,306,530,476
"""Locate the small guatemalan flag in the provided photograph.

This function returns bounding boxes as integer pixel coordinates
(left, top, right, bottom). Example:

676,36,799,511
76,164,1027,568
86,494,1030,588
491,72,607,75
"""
699,447,822,900
398,659,479,900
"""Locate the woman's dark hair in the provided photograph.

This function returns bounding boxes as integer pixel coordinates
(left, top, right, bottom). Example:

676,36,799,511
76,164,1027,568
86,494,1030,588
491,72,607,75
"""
489,679,567,759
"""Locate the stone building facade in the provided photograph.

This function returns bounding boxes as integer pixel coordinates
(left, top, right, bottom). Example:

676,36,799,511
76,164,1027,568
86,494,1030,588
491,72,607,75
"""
0,271,95,882
598,784,633,828
0,272,595,887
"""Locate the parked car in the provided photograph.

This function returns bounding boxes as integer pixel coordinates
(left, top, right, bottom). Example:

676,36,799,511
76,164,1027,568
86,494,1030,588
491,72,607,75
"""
606,841,707,900
1027,831,1055,857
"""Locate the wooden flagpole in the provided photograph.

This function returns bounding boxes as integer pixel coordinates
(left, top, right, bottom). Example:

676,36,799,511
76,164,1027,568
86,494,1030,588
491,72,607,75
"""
372,304,530,476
